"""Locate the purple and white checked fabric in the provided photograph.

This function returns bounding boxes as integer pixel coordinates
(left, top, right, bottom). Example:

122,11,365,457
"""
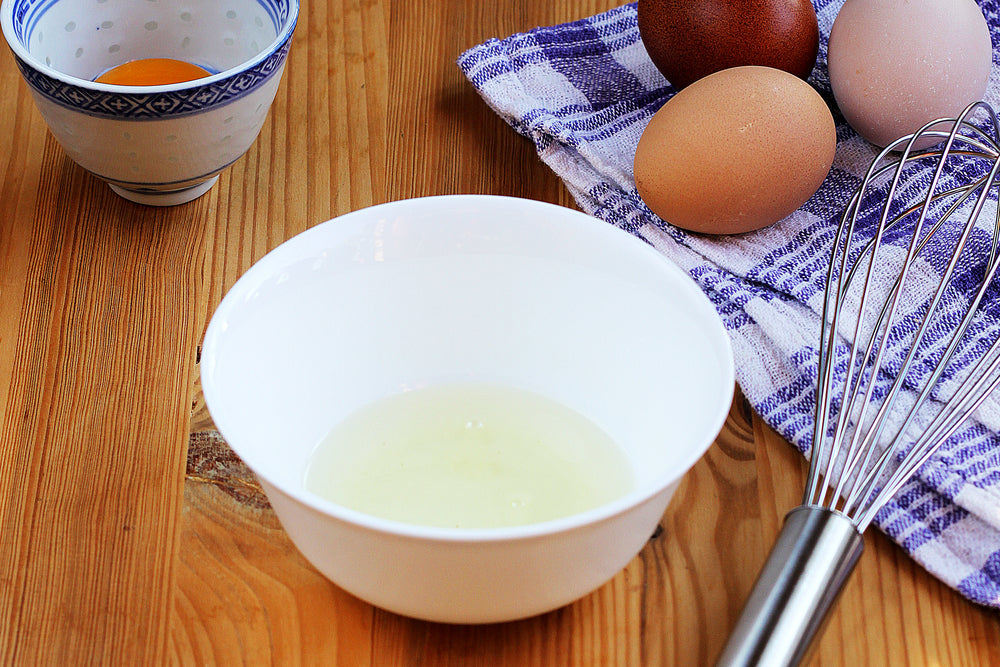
458,1,1000,607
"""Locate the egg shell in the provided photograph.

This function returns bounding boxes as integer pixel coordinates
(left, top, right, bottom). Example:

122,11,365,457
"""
828,0,992,148
637,0,819,90
633,66,836,235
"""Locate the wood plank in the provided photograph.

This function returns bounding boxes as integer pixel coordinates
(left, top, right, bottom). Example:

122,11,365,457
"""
384,0,589,205
0,164,208,661
170,473,374,666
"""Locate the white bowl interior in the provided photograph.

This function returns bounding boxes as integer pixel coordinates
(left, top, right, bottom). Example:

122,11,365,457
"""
201,196,734,529
13,0,284,80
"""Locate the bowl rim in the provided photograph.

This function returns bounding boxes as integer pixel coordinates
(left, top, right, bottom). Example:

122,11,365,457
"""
200,195,736,543
0,0,299,94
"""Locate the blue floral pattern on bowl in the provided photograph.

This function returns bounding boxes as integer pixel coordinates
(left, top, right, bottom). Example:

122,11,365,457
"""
11,37,292,119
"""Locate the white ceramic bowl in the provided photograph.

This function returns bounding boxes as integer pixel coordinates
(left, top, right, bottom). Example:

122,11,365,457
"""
1,0,298,205
200,195,735,624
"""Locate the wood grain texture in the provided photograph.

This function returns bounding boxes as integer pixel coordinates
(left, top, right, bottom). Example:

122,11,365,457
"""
0,0,998,664
0,161,205,662
176,393,1000,666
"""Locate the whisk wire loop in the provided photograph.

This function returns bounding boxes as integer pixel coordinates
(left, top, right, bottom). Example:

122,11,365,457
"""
720,100,1000,667
842,164,1000,519
808,102,1000,526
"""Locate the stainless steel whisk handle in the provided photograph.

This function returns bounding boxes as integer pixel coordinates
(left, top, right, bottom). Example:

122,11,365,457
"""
716,506,865,667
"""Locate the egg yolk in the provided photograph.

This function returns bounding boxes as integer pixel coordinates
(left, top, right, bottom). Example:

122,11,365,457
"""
95,58,211,86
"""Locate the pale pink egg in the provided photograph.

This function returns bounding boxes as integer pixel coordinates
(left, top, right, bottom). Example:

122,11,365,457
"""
828,0,992,148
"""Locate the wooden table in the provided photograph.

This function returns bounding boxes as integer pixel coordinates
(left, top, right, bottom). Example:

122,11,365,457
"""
1,1,998,664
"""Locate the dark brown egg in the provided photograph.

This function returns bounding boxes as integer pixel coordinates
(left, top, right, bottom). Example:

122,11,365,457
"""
637,0,819,89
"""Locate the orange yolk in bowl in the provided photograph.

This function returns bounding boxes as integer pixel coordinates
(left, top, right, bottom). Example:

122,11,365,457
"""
95,58,211,86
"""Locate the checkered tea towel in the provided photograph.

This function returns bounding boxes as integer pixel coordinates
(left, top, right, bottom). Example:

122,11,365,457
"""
458,0,1000,607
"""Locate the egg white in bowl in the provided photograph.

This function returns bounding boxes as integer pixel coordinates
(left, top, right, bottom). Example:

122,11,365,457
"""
200,195,735,623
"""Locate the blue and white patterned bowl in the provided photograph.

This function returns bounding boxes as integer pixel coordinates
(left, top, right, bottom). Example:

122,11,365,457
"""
1,0,298,205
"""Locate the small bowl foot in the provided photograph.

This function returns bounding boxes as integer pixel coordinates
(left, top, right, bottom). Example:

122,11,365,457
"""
108,176,220,207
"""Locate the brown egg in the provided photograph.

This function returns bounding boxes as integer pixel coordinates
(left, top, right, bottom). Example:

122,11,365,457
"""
637,0,819,90
633,66,836,235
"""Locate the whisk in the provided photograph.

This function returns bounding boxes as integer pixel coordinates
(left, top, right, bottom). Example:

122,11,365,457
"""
717,101,1000,666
